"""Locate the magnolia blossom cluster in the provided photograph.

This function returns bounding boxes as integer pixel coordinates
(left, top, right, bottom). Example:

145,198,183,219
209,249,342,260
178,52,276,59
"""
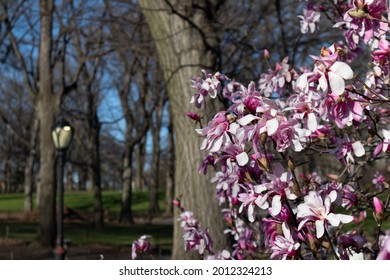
185,0,390,260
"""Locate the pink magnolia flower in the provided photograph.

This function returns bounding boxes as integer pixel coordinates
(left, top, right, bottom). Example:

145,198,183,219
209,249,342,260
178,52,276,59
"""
372,172,386,191
297,190,354,238
178,211,213,255
190,70,229,108
319,92,364,129
238,184,269,222
259,57,297,97
340,0,387,44
298,7,321,34
270,222,300,260
296,45,354,96
196,112,239,152
373,39,390,64
332,136,365,165
131,235,152,260
377,231,390,260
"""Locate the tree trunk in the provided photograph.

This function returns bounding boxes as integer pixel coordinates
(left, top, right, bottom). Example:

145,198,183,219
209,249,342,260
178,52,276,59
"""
139,0,226,259
24,118,39,213
119,144,135,223
149,102,163,215
135,140,145,191
37,0,57,247
88,108,104,229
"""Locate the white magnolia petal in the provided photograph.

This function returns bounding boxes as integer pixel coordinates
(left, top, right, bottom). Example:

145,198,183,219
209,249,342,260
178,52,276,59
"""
307,112,317,132
337,214,354,224
282,222,291,240
236,114,258,126
210,136,223,152
352,141,365,157
326,213,340,227
248,204,255,223
330,61,354,80
236,152,249,166
328,71,345,95
266,118,279,136
315,220,325,238
270,195,282,216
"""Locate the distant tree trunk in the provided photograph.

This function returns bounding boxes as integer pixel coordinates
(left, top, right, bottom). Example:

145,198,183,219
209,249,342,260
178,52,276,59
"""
24,118,39,213
119,143,135,223
140,0,226,259
149,99,164,215
37,0,57,247
135,140,145,191
65,166,73,191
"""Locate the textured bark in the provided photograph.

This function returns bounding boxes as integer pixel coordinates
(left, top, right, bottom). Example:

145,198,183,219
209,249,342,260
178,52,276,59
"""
37,0,57,247
139,0,226,259
23,118,39,213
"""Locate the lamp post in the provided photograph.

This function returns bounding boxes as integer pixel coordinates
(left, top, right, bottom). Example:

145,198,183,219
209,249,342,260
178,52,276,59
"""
51,118,74,260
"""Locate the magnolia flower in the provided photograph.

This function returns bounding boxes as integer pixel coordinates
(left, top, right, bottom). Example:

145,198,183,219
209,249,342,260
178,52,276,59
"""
377,232,390,260
373,197,385,222
131,235,152,260
298,7,321,34
270,222,300,260
297,190,354,238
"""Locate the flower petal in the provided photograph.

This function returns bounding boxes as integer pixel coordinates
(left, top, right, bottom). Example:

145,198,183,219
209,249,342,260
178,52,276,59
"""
352,141,365,157
266,118,279,136
328,71,345,95
329,61,353,80
236,152,249,166
315,220,325,238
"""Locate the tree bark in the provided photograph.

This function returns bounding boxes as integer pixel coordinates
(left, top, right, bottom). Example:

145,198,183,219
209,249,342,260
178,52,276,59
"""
139,0,226,259
119,144,135,223
23,118,39,213
37,0,57,247
88,105,104,229
149,99,164,215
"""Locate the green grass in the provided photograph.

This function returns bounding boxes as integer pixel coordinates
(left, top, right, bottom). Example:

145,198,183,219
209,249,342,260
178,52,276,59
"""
0,190,166,215
0,222,172,249
0,191,172,251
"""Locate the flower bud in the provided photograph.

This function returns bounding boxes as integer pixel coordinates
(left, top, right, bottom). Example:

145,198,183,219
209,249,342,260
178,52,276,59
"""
172,199,181,209
287,156,296,171
185,111,201,121
373,197,384,223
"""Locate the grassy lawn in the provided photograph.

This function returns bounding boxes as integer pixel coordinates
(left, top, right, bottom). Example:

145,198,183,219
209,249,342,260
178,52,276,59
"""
0,191,173,254
0,190,167,215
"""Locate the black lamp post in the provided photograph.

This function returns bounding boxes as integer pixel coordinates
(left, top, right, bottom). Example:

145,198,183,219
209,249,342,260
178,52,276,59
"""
51,118,74,260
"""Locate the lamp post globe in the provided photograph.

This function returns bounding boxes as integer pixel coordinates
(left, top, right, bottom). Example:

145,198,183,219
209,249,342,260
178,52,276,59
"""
51,118,74,151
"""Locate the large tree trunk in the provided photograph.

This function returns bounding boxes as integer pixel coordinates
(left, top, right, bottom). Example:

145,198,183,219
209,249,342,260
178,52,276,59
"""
37,0,57,247
139,0,226,259
23,118,39,213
